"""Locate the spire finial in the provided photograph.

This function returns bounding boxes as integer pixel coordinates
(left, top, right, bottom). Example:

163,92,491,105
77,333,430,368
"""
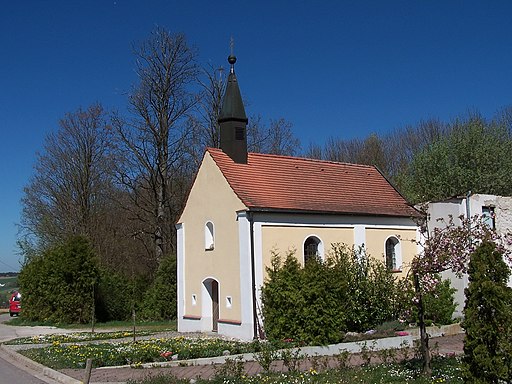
228,36,236,73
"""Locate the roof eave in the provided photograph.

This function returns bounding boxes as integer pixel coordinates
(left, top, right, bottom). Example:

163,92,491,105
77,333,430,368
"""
245,206,423,219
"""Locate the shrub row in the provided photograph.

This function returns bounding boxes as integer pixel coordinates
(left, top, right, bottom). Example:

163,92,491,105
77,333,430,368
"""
18,236,176,324
261,244,456,345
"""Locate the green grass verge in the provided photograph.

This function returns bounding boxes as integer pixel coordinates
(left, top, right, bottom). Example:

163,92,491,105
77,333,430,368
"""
5,317,176,332
5,330,157,345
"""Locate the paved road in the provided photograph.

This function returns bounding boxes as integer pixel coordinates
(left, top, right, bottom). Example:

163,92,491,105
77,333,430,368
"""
0,313,75,342
0,313,75,384
0,354,48,384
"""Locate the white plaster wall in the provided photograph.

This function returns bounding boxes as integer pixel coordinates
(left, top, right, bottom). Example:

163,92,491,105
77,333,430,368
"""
426,198,467,318
237,212,256,340
429,194,512,318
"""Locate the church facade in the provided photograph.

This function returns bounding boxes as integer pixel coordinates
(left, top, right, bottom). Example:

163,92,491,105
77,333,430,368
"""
176,55,421,340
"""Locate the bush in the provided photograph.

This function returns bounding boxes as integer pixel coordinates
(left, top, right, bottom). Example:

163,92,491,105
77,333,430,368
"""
18,236,99,323
95,269,134,322
261,244,407,345
17,237,175,324
338,246,404,332
462,241,512,383
260,251,309,342
423,278,456,325
139,254,177,321
408,275,456,325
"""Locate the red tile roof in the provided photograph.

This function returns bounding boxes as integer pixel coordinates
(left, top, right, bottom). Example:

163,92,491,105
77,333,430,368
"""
208,148,421,218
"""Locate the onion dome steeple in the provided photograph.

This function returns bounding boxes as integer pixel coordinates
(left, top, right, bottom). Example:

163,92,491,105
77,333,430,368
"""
218,52,248,164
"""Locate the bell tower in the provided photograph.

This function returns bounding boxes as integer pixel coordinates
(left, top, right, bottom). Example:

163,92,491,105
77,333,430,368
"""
218,54,248,164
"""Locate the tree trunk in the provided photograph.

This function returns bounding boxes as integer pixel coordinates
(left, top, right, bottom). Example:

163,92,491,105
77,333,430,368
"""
155,149,167,262
414,273,432,376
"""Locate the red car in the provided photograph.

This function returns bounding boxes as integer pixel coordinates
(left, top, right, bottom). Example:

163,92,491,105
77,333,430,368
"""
9,291,21,317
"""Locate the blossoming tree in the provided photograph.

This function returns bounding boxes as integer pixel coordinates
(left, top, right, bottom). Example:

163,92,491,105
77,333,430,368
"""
410,214,511,376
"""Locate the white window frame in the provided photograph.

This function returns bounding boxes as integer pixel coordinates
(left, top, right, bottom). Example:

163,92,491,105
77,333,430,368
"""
482,206,496,230
384,236,402,272
205,221,215,250
303,235,324,264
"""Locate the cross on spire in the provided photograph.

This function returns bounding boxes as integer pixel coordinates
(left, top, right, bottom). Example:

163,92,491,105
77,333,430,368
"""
228,37,236,73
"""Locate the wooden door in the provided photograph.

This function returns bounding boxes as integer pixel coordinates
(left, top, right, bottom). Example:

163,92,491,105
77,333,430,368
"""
211,280,219,332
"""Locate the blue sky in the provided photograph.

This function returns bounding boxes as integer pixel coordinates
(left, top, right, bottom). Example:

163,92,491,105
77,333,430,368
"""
1,1,511,272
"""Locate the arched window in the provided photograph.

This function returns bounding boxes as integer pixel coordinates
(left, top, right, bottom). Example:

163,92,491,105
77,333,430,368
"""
205,221,214,250
303,235,323,264
385,236,400,271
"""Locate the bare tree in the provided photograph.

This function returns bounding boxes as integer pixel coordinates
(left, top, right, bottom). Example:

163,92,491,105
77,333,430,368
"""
304,141,324,160
248,115,301,156
246,114,266,153
323,136,360,163
112,28,199,265
385,119,447,178
306,118,448,188
187,64,226,166
265,118,301,156
21,104,113,249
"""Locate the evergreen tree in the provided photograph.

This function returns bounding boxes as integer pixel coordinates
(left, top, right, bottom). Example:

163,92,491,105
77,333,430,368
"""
139,254,177,320
462,241,512,383
18,236,99,323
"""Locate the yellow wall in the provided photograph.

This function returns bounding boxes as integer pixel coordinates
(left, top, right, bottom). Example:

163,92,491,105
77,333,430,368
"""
260,225,417,280
179,152,246,321
365,228,418,278
261,225,354,279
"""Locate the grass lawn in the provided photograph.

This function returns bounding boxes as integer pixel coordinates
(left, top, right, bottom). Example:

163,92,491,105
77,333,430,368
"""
5,317,177,332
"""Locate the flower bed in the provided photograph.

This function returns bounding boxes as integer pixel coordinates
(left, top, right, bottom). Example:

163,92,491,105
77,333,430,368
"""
18,336,258,369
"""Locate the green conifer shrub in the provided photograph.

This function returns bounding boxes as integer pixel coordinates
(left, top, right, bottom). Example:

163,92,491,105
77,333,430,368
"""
18,236,99,323
260,251,307,342
261,244,405,345
462,241,512,383
95,268,133,321
139,254,177,320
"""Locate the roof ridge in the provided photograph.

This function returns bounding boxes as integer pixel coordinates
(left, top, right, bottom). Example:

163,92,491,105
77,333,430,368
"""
207,147,376,169
249,152,376,169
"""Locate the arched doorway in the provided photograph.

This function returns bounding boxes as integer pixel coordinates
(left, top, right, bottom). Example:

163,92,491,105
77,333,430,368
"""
203,278,219,332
